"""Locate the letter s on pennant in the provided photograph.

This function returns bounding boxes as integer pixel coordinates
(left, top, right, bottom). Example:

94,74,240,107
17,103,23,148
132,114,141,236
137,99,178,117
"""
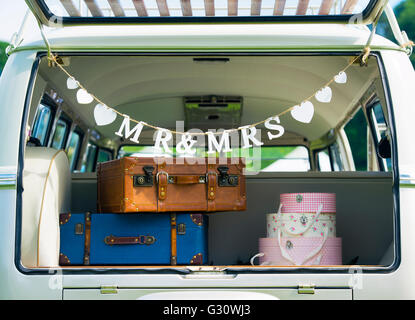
265,116,285,140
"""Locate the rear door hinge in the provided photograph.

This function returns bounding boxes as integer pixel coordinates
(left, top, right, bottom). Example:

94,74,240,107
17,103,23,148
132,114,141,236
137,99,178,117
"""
298,284,315,294
100,285,118,294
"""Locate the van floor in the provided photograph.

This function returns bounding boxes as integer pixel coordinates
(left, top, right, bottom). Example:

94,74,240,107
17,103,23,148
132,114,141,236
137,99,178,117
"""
71,171,395,268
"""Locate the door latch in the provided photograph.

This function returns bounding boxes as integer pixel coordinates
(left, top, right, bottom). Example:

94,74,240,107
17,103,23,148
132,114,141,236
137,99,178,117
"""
298,284,315,294
100,285,118,294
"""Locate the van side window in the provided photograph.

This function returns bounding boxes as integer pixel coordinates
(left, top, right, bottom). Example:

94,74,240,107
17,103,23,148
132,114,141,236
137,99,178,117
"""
50,118,70,150
329,141,344,171
316,141,344,172
80,142,98,172
97,149,112,164
316,148,332,172
344,108,369,171
367,100,391,171
31,104,53,146
80,144,113,172
66,129,84,171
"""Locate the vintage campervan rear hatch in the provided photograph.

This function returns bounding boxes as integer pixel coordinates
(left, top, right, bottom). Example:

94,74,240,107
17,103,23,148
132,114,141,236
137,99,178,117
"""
18,0,398,276
21,52,397,271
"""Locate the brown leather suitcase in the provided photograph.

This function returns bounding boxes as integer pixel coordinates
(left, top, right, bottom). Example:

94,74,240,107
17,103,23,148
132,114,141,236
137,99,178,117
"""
97,157,246,213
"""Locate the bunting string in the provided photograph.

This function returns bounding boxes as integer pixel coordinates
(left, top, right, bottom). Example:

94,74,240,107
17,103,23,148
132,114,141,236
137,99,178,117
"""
48,53,362,137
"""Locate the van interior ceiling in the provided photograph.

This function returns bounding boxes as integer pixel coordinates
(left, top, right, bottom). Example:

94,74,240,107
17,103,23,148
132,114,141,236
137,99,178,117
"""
21,54,395,270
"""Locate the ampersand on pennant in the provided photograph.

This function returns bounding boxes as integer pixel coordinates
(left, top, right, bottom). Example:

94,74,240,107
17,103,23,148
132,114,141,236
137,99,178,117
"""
176,134,197,155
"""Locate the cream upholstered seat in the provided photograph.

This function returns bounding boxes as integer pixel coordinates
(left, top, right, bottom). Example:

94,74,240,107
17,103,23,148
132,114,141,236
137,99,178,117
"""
21,147,71,268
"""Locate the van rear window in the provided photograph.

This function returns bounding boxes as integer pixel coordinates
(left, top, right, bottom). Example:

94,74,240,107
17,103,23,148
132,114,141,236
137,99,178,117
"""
118,145,310,172
41,0,374,20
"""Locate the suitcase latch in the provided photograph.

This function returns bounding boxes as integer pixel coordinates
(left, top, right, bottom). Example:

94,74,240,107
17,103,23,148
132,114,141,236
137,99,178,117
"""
217,166,239,187
133,166,154,187
177,223,186,235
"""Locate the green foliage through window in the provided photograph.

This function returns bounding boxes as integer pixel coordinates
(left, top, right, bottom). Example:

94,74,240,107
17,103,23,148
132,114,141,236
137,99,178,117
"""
32,104,52,146
66,131,82,171
344,108,368,171
118,145,310,172
377,0,415,68
51,119,68,150
0,42,8,76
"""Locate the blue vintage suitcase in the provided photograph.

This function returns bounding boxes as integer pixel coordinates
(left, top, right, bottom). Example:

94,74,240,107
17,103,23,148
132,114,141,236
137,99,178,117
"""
59,212,208,266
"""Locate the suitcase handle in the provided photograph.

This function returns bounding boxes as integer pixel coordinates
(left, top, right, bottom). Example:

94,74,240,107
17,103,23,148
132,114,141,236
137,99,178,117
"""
172,175,205,184
104,235,156,245
157,173,206,185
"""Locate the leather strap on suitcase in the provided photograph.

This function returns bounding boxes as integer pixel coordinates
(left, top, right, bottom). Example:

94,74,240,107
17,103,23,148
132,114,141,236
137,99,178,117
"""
171,213,177,265
97,157,246,213
84,212,91,265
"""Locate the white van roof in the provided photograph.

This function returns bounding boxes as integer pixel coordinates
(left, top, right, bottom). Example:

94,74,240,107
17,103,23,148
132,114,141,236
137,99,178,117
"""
17,24,399,52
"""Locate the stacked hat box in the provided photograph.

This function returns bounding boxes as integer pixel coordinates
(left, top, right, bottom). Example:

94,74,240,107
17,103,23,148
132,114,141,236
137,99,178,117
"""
254,193,342,266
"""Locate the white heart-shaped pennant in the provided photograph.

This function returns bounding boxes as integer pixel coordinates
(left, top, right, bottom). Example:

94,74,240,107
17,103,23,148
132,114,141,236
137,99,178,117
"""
94,104,117,126
76,89,94,104
315,86,332,103
291,101,314,124
334,71,347,84
66,77,79,90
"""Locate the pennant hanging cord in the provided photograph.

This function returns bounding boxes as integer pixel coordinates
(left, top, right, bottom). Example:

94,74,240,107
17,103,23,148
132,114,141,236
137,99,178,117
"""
361,17,380,66
47,53,361,136
401,40,414,56
31,7,368,137
36,19,53,64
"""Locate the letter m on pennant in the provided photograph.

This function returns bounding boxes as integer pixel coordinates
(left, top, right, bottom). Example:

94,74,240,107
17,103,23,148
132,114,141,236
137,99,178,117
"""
115,116,144,144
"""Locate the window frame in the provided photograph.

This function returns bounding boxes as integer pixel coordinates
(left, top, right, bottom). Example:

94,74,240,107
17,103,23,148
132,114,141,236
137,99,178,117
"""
96,147,114,164
31,95,57,146
49,113,72,150
80,141,99,173
314,147,334,172
15,51,401,276
365,96,389,172
27,0,385,27
80,143,114,173
65,127,85,172
342,106,373,172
